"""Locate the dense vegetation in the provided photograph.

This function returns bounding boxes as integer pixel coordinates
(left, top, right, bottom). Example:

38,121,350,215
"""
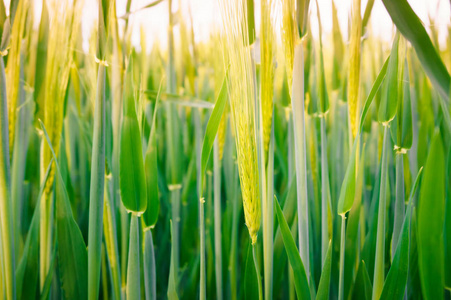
0,0,450,299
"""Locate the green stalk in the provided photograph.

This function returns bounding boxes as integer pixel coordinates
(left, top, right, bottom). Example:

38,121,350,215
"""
126,214,140,300
338,215,346,300
265,120,275,299
257,83,270,300
88,63,106,300
0,52,15,300
39,181,53,291
372,125,390,299
11,52,28,260
320,116,330,266
143,229,156,300
166,0,180,281
120,203,129,293
252,243,263,300
213,138,222,300
194,108,206,300
291,42,310,278
229,165,239,300
0,227,4,298
103,176,121,300
392,153,404,261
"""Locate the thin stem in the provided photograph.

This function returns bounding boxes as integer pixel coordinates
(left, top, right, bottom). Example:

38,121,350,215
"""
0,54,15,300
144,229,156,300
252,243,263,300
103,177,121,300
392,153,405,261
126,214,140,300
213,138,222,300
88,63,106,300
372,125,390,300
194,108,206,300
291,42,310,279
320,116,330,267
338,215,346,300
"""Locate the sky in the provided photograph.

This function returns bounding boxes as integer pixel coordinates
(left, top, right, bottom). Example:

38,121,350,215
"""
3,0,451,52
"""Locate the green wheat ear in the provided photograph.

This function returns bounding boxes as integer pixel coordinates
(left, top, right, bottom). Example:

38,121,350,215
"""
219,0,260,245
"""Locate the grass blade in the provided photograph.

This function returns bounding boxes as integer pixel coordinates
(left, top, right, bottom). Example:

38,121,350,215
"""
120,59,147,213
417,131,446,300
274,195,311,300
40,120,88,299
88,63,107,300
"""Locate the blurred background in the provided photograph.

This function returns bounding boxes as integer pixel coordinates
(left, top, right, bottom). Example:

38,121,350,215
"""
3,0,451,53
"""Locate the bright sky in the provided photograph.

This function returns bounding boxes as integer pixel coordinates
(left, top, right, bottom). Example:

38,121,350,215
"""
3,0,451,52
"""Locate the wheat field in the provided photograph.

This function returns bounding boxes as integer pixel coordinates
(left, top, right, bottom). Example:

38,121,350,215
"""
0,0,450,299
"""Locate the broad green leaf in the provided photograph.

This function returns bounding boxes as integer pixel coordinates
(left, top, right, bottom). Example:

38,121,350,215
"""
418,131,446,300
274,196,311,300
245,243,259,300
40,120,88,300
143,81,162,228
201,74,227,188
336,134,359,215
316,240,332,300
378,32,400,124
380,167,423,300
120,59,147,213
381,0,450,102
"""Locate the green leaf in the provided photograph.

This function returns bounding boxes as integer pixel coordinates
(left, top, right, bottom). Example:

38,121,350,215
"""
380,167,423,300
15,160,53,300
245,242,259,300
378,32,400,124
143,81,162,228
88,63,107,300
274,196,311,300
40,242,57,300
381,0,450,102
336,135,359,215
33,0,49,126
144,90,214,109
358,55,389,133
120,59,147,214
200,74,227,190
39,120,88,300
351,261,372,300
417,131,446,300
120,0,165,19
316,240,332,300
